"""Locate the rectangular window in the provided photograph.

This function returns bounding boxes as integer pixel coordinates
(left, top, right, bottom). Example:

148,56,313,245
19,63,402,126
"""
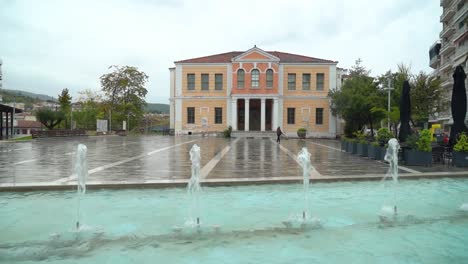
316,108,323,125
215,107,222,124
316,73,324,91
201,74,209,90
187,74,195,90
288,73,296,90
215,74,223,90
302,73,311,90
287,108,295,124
187,107,195,124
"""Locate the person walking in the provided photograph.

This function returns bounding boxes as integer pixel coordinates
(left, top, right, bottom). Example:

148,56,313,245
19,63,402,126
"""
276,126,283,143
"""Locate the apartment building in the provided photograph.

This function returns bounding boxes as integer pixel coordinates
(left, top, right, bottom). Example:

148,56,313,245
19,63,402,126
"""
169,46,343,137
429,0,467,126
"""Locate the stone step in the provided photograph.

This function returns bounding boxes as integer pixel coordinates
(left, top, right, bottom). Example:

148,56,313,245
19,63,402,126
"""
231,131,276,138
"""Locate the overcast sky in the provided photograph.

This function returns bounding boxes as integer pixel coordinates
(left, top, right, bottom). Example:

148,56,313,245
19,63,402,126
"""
1,0,441,103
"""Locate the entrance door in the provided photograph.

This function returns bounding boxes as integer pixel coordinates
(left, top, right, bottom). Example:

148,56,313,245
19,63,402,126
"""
249,99,261,131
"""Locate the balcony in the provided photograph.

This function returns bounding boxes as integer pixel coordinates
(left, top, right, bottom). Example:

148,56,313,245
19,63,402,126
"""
453,45,468,64
453,24,467,43
441,6,456,22
440,42,455,55
453,2,468,23
440,0,450,7
440,60,453,72
441,78,454,88
440,25,455,38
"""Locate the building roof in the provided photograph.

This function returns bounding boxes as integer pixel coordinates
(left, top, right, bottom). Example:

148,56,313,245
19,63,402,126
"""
0,103,23,113
16,120,42,128
175,51,336,64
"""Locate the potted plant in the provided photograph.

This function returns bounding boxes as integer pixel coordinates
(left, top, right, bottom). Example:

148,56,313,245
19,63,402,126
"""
354,131,368,157
453,132,468,167
404,129,432,166
297,128,307,139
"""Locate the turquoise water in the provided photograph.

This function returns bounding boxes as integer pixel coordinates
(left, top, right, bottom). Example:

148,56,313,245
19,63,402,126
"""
1,178,468,263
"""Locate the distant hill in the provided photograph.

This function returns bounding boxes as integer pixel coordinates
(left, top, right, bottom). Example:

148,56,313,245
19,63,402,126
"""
1,89,57,102
145,103,169,114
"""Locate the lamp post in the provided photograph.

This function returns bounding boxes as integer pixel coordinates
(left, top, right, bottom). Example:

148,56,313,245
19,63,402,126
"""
384,78,394,130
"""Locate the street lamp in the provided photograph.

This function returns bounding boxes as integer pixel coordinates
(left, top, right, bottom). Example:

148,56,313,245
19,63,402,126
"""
383,78,394,130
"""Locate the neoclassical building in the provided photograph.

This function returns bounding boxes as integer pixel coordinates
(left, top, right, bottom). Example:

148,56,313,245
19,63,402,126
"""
169,46,342,137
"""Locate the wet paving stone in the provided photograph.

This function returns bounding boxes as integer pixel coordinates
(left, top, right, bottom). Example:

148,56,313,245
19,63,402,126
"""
0,136,464,185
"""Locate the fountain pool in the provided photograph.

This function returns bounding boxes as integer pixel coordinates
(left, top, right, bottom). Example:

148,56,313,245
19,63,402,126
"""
1,178,468,263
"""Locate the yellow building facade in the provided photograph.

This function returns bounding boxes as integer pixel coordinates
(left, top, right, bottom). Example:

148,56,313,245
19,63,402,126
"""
170,46,341,138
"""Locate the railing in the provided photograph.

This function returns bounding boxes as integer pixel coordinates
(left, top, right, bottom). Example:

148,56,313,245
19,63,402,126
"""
440,25,455,38
440,6,455,22
440,42,455,55
31,129,87,138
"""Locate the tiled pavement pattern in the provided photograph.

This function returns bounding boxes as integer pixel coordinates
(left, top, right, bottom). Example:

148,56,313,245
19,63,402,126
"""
0,136,465,185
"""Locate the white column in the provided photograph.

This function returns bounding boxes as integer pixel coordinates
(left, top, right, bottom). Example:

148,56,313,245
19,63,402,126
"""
231,98,237,131
273,98,278,131
245,98,250,131
260,98,266,132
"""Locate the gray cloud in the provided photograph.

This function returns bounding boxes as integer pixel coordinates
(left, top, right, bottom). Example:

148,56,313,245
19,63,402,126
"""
0,0,441,103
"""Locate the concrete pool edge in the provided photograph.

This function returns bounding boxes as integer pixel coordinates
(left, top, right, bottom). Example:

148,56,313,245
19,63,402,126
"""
1,171,468,191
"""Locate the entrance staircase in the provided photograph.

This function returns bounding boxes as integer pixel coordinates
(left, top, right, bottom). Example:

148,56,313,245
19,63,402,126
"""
231,131,276,138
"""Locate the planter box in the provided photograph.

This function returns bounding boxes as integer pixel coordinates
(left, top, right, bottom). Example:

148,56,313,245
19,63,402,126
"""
357,143,368,157
453,151,468,167
346,142,353,153
351,142,358,154
297,131,306,139
374,146,386,160
341,140,347,151
368,145,376,159
404,149,432,166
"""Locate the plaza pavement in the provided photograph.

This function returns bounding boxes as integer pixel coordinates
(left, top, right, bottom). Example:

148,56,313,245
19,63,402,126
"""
0,135,467,190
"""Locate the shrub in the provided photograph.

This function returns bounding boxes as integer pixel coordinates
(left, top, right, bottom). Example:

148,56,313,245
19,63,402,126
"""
371,141,379,147
405,134,419,149
353,131,366,144
223,126,232,138
376,128,393,146
416,129,432,152
297,128,307,133
454,132,468,152
297,128,307,138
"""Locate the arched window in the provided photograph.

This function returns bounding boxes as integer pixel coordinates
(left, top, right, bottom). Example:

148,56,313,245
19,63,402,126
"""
266,69,273,88
237,69,245,88
251,69,259,88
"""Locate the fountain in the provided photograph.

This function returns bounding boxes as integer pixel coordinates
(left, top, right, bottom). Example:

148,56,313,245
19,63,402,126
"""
460,203,468,211
75,144,88,230
380,138,400,220
186,144,202,227
298,147,312,220
282,147,321,229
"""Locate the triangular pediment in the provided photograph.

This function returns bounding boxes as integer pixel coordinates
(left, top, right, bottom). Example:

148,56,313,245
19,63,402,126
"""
232,46,280,62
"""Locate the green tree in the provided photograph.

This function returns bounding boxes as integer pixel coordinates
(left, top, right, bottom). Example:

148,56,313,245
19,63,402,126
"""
329,59,383,137
73,89,106,130
411,72,446,124
58,88,72,129
374,63,412,135
36,108,65,129
100,66,149,131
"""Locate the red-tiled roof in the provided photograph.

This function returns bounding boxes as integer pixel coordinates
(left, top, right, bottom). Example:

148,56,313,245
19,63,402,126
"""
17,120,42,128
175,51,336,64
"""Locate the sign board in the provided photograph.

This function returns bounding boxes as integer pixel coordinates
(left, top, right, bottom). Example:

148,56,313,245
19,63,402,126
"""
97,119,108,132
